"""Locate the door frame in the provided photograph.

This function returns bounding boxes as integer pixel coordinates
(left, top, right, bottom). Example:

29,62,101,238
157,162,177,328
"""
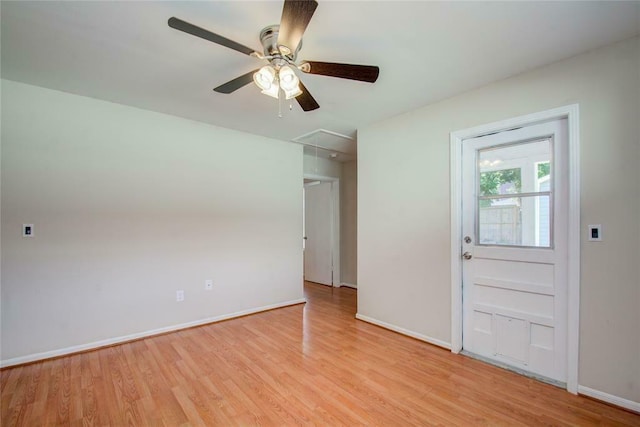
304,173,341,286
449,104,580,394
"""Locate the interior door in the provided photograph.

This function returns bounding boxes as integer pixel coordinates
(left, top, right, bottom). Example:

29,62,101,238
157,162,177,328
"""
462,119,568,383
304,181,332,285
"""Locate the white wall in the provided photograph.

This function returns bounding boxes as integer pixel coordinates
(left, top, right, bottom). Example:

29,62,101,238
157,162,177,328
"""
358,36,640,404
1,80,304,364
303,153,342,179
341,160,357,286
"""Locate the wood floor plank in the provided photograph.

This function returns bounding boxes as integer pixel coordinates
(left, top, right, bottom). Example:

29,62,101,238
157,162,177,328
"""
2,281,639,426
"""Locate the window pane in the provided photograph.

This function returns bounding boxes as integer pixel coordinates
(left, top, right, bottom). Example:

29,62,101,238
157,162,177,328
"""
537,161,550,179
479,139,551,194
479,168,521,196
478,195,551,247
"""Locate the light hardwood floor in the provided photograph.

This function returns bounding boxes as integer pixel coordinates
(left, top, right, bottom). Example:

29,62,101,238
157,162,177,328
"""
2,282,639,426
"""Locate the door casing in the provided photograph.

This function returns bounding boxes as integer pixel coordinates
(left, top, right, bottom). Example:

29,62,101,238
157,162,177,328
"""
450,105,580,394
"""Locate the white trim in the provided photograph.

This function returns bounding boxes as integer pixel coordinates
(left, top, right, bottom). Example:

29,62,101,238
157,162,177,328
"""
340,282,357,289
355,313,452,350
293,128,354,144
449,104,580,393
331,180,341,286
578,386,640,413
450,133,463,353
303,173,341,286
0,298,306,368
566,105,581,394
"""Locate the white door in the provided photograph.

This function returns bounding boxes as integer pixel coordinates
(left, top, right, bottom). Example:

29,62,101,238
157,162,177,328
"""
462,119,568,383
304,181,332,285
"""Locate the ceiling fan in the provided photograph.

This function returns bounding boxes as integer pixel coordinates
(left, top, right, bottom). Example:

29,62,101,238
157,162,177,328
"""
168,0,379,112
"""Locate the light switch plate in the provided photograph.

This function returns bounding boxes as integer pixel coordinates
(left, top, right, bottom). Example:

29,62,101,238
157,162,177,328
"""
588,224,602,241
23,224,34,237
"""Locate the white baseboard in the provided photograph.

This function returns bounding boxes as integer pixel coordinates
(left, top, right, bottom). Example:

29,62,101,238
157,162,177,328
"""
340,282,357,289
578,385,640,413
355,313,451,350
1,298,306,368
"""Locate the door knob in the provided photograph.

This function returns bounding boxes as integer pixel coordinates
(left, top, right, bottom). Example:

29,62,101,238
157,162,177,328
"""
462,252,472,260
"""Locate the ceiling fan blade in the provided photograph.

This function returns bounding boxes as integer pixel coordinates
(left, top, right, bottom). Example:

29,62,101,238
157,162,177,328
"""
296,80,320,112
300,61,380,83
168,17,257,56
213,70,259,94
278,0,318,55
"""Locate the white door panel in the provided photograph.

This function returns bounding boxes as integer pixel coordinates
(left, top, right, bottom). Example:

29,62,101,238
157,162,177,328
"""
462,119,568,383
304,182,332,285
473,246,555,263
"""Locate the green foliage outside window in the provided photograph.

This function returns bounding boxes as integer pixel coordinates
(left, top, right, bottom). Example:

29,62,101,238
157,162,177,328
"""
537,162,550,179
479,162,550,207
479,168,521,207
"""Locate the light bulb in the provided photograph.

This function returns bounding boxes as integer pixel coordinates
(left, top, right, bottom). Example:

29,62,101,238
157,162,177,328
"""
261,84,280,99
278,65,300,91
283,86,302,100
253,66,276,91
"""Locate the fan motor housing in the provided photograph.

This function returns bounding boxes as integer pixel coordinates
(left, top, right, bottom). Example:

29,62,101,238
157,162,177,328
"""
259,25,301,61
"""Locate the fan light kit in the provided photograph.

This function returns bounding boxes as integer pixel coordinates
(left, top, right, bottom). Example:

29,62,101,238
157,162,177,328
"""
168,0,379,112
254,64,302,100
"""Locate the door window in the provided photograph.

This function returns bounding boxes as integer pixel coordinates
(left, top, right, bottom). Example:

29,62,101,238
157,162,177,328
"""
477,139,552,247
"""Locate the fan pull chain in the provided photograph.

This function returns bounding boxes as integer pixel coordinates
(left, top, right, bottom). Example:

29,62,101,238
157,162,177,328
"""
278,89,283,118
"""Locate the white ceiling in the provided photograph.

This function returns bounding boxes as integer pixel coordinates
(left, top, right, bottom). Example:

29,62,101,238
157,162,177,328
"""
2,1,639,160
